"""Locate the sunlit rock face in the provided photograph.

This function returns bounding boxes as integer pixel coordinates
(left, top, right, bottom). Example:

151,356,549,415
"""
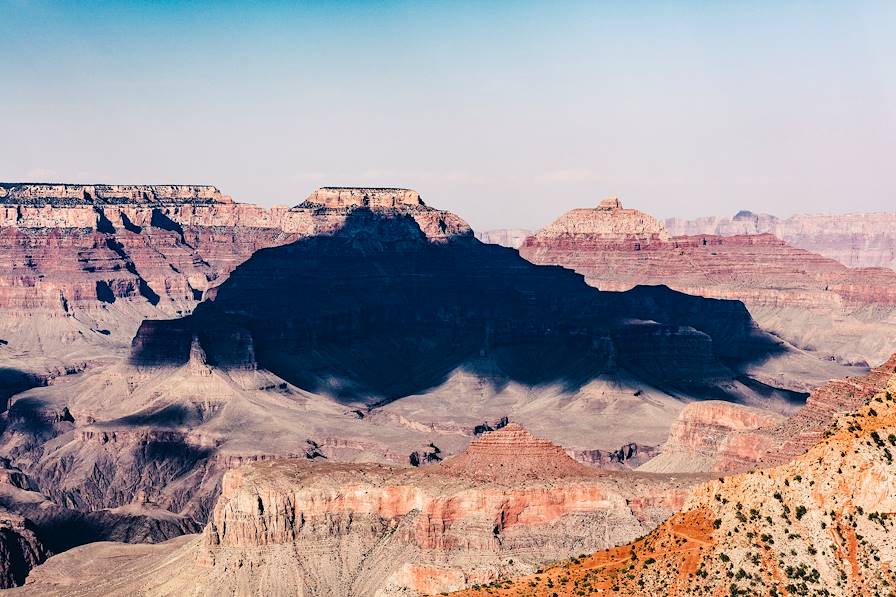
7,425,698,597
0,185,469,369
521,199,896,366
641,354,896,474
454,359,896,597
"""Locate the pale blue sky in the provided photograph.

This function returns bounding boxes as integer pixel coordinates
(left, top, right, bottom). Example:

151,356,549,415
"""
1,1,893,230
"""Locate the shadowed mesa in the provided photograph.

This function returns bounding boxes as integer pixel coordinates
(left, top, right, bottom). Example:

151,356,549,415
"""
130,206,794,406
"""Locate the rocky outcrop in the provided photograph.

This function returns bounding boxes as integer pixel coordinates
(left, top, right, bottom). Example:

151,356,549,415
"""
439,423,597,481
521,200,896,365
10,425,703,596
638,401,784,473
0,509,47,589
455,359,896,597
665,209,896,270
567,443,660,470
302,187,423,209
0,183,229,206
642,354,896,474
533,197,669,242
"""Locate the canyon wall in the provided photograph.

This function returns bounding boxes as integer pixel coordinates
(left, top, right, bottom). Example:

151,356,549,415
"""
641,353,896,474
521,199,896,365
0,184,469,374
665,209,896,270
9,425,700,596
0,510,47,589
456,356,896,597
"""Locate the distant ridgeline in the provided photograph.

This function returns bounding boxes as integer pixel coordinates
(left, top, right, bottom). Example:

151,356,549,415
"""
0,183,231,206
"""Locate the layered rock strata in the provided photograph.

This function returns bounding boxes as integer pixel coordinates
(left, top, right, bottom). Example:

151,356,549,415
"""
0,184,469,380
9,425,701,596
666,209,896,270
456,362,896,596
641,353,896,474
521,199,896,365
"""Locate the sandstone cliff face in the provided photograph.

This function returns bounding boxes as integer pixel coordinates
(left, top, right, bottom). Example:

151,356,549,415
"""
456,360,896,597
638,400,784,474
535,197,669,242
665,209,896,270
521,200,896,365
641,354,896,475
10,425,702,596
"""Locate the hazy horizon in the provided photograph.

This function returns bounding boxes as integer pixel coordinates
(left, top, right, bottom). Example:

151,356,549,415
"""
2,0,894,231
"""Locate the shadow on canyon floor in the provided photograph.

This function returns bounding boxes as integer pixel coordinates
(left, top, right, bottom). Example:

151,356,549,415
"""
130,209,791,406
0,368,45,414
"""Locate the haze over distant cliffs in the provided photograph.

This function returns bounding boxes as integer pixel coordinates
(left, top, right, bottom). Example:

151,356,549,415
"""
520,198,896,367
1,183,891,593
665,209,896,271
475,228,532,249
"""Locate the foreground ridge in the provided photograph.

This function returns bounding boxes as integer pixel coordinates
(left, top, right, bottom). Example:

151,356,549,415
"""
8,424,695,596
455,356,896,596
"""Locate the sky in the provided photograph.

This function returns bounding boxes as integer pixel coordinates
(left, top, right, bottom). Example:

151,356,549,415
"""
1,1,894,231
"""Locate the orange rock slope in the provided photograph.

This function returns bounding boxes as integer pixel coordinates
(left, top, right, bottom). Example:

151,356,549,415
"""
455,357,896,596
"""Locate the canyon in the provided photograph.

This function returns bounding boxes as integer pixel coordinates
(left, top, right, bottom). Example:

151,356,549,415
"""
1,183,893,593
7,423,701,596
520,198,896,366
455,356,896,596
0,186,807,528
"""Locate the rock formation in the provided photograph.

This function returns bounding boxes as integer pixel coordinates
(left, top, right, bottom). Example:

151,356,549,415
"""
0,184,851,589
0,184,469,385
665,209,896,270
455,360,896,596
439,423,596,481
0,509,47,589
534,196,669,242
9,424,699,596
521,199,896,365
0,194,809,548
641,354,896,474
637,400,784,474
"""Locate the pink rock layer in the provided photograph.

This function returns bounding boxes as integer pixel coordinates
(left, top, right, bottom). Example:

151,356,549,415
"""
644,353,896,474
520,199,896,364
665,209,896,270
